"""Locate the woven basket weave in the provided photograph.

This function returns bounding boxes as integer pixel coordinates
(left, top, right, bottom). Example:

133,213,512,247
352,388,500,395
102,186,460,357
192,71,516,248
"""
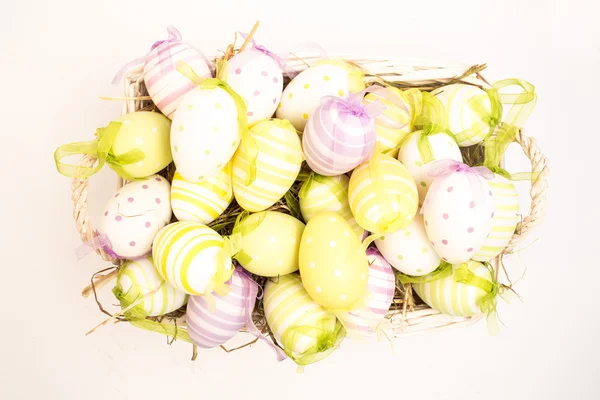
72,56,549,341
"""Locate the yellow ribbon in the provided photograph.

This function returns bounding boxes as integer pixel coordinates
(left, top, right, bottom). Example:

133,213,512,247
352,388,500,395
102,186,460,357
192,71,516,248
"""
298,172,347,204
284,319,346,367
228,211,267,266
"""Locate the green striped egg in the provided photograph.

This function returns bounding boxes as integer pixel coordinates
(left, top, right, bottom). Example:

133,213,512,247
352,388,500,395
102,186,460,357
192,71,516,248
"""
264,274,346,365
299,174,365,239
413,261,492,317
152,221,233,295
473,174,519,261
113,256,188,317
171,164,233,224
232,119,302,212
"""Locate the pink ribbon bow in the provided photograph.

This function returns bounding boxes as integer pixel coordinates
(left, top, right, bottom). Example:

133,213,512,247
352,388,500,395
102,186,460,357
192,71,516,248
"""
321,87,386,123
238,32,299,79
74,231,120,261
427,159,494,205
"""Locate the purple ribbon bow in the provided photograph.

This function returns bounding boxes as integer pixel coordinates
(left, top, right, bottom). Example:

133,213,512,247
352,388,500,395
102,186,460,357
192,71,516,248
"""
150,25,181,50
238,32,299,79
75,231,120,261
426,160,494,207
322,87,386,122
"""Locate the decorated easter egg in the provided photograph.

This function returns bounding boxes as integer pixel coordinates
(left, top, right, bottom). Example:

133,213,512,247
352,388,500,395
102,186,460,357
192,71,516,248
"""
299,173,365,239
413,261,493,317
264,274,346,365
113,256,188,317
276,60,365,130
299,212,369,309
431,84,494,146
303,92,379,175
397,131,463,203
152,221,233,295
473,174,519,261
335,248,395,337
234,211,305,277
375,214,441,276
348,153,419,234
171,87,241,182
422,161,494,264
227,48,283,124
143,27,212,119
100,175,172,258
171,165,233,224
232,119,302,212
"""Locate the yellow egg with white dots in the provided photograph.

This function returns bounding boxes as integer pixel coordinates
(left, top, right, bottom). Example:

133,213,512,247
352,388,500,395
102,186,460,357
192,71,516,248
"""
299,211,369,309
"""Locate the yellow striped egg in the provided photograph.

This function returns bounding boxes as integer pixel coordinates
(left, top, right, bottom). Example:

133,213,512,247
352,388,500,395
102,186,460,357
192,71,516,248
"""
113,256,188,317
348,153,419,234
232,119,302,212
264,274,346,365
152,221,233,295
276,60,365,131
413,261,493,317
171,165,233,224
299,174,365,239
473,174,519,261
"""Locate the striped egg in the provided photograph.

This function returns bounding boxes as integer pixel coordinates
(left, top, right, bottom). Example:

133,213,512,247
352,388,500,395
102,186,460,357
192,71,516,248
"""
186,269,254,349
232,119,302,212
143,32,212,119
264,274,346,365
413,261,493,317
473,174,519,261
113,256,188,317
299,174,365,239
152,221,233,295
348,153,419,234
431,84,493,146
335,248,395,337
171,165,233,224
276,60,365,131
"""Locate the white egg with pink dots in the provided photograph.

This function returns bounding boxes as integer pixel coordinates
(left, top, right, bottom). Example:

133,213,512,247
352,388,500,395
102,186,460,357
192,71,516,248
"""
226,48,283,124
99,175,172,259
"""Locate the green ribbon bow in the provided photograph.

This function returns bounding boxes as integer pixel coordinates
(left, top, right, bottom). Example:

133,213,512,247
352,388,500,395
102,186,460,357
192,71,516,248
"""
396,261,454,285
452,84,504,145
298,172,348,204
228,211,267,266
54,121,146,180
283,318,346,369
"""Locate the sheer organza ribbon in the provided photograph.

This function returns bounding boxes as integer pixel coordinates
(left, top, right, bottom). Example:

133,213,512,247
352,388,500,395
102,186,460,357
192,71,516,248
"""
426,159,494,206
298,172,348,204
283,318,346,369
238,32,299,79
321,86,386,123
74,232,121,261
228,211,267,266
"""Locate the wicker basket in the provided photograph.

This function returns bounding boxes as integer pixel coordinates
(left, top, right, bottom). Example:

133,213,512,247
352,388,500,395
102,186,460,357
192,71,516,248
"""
72,55,549,345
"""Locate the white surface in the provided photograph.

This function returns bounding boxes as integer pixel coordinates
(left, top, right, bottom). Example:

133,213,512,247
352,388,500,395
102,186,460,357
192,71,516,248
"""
1,0,598,399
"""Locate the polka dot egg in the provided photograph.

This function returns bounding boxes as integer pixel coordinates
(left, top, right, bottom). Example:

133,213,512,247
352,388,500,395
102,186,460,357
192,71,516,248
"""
100,175,172,259
299,211,369,309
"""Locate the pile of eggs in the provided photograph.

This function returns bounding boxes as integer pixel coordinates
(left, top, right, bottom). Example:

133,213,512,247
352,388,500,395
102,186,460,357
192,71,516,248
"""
65,27,524,367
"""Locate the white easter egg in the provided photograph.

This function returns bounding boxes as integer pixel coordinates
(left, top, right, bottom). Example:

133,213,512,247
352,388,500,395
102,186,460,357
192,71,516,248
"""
422,171,494,264
397,131,463,203
171,87,240,182
227,49,283,124
276,60,365,131
375,214,441,276
100,175,172,258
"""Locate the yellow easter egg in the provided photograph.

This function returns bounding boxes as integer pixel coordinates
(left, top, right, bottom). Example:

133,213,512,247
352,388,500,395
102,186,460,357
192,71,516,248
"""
232,119,302,212
235,211,305,277
111,112,172,178
299,211,369,309
348,153,419,234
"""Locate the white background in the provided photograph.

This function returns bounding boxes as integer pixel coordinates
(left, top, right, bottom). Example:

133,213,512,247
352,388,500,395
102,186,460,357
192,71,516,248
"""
2,0,599,399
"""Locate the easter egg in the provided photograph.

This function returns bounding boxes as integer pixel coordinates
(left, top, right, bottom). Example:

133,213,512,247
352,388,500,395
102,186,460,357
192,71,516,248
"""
111,112,172,179
335,248,395,336
348,153,419,234
234,211,305,277
152,221,233,295
375,215,441,276
276,60,365,131
299,212,369,309
422,166,494,264
397,131,463,203
473,174,520,261
227,49,283,124
171,87,240,182
171,165,233,224
100,175,172,258
143,33,212,119
232,119,302,212
113,256,188,317
299,174,365,239
413,261,493,317
431,84,493,146
264,274,346,365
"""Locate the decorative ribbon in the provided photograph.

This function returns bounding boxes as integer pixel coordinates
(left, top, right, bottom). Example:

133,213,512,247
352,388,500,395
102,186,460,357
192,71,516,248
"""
298,172,348,203
427,159,494,207
74,232,121,261
228,211,267,266
396,261,454,285
54,122,145,180
238,32,299,79
283,318,346,368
